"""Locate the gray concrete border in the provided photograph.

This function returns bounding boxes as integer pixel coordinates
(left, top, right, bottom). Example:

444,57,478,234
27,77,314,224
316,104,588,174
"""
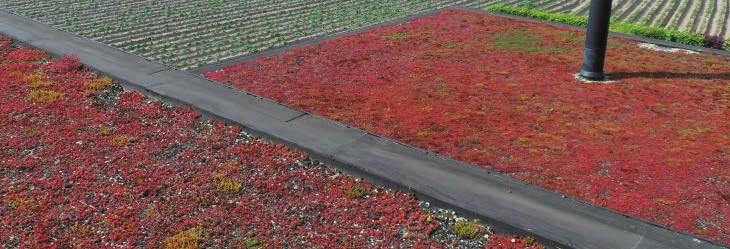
1,7,727,249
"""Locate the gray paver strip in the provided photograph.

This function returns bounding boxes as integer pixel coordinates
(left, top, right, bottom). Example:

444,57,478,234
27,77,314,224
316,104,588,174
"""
1,8,726,249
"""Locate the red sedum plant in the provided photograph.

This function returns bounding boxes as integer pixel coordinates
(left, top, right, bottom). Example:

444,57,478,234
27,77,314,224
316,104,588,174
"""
0,36,541,248
207,10,730,245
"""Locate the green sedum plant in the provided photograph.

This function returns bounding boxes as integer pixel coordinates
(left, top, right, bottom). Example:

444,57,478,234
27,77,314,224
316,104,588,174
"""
487,5,712,49
488,4,588,26
451,219,482,239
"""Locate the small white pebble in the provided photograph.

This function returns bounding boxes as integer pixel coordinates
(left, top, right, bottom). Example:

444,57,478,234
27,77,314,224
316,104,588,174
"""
511,238,516,243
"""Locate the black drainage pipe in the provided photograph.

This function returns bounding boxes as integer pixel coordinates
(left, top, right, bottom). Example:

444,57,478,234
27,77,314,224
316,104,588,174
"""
579,0,613,81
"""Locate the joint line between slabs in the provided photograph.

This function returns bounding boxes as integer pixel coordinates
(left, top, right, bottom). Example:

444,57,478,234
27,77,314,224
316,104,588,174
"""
285,113,308,123
149,68,168,75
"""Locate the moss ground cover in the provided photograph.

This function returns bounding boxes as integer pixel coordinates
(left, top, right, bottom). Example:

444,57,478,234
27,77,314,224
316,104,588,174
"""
0,36,544,248
207,10,730,245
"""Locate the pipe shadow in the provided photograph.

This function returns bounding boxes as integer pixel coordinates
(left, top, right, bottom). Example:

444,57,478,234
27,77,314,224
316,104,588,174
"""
607,71,730,81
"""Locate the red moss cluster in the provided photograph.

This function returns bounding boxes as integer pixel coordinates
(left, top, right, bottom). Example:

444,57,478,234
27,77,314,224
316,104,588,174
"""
0,36,540,248
207,10,730,245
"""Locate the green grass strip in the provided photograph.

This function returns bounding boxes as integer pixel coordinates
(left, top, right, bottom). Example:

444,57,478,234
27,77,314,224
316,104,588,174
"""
486,4,721,50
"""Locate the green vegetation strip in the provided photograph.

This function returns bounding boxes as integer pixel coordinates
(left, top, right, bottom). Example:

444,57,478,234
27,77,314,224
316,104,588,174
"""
487,4,729,50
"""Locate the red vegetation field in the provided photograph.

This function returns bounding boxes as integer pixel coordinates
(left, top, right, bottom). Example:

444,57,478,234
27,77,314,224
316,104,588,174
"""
207,10,730,244
0,37,545,248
